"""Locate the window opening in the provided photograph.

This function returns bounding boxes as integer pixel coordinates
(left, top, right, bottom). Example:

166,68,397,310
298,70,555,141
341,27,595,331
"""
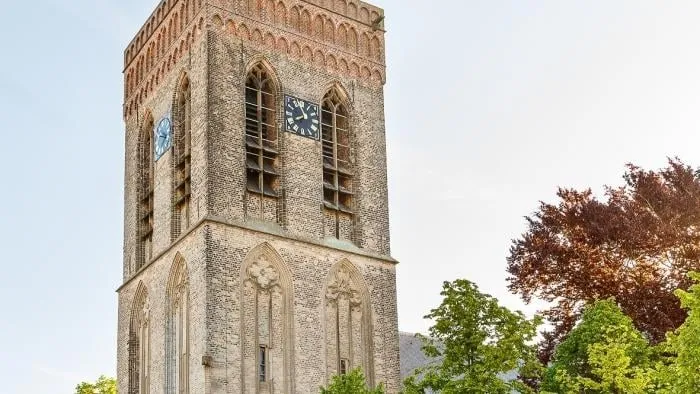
245,65,279,201
258,346,267,382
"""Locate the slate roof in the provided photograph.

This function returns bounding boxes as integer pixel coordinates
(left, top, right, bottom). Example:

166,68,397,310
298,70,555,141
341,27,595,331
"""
398,331,520,387
398,332,433,380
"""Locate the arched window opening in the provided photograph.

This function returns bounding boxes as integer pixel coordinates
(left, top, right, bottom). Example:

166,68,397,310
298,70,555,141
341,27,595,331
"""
173,76,192,239
244,63,279,219
137,115,155,271
321,88,353,238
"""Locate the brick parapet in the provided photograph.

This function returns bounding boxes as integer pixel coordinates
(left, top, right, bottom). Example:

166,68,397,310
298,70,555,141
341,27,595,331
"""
123,0,385,119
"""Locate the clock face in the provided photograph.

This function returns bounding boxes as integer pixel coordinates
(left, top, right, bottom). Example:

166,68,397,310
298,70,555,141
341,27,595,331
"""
284,95,320,140
154,116,172,161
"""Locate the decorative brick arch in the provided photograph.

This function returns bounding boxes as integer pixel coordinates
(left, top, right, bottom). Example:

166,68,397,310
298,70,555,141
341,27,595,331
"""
322,259,375,385
240,242,295,393
276,37,289,54
275,1,287,26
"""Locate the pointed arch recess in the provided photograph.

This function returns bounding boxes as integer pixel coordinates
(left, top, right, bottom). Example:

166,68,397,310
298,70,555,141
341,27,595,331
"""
323,259,375,386
165,253,190,394
240,242,295,393
129,281,151,394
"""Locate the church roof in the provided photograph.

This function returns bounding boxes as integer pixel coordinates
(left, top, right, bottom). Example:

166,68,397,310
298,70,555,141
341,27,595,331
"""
398,331,520,389
398,332,434,380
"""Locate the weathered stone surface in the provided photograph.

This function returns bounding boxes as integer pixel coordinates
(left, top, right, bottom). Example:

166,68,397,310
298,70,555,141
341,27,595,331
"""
117,1,398,393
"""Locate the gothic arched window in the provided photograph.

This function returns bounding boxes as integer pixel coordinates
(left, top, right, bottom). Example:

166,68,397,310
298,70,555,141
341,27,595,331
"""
166,255,189,394
321,87,354,239
173,76,192,239
137,114,155,271
244,63,280,220
129,283,150,394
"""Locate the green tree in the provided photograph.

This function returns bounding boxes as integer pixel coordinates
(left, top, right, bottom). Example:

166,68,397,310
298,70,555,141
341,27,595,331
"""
542,299,654,394
507,159,700,361
75,375,116,394
403,279,543,394
653,272,700,393
320,368,384,394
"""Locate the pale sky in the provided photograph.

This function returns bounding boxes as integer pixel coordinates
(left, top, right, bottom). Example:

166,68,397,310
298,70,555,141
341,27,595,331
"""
3,1,700,393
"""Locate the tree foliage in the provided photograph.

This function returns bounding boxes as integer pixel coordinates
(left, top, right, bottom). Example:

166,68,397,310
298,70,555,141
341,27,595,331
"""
75,375,116,394
403,279,543,394
653,272,700,392
541,299,654,393
320,368,384,394
507,159,700,360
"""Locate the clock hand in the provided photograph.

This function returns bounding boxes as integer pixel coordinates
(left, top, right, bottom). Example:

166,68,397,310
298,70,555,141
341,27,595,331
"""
299,105,308,120
295,114,305,120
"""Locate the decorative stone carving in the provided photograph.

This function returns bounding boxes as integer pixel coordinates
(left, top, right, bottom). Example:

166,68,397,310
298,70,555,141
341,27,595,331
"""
248,256,280,289
326,266,361,305
140,298,151,327
172,276,188,305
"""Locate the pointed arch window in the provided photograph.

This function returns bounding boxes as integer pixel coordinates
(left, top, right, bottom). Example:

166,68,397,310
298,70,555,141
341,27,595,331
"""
321,88,353,214
137,115,155,271
173,76,192,239
245,64,279,198
166,257,189,394
129,285,150,394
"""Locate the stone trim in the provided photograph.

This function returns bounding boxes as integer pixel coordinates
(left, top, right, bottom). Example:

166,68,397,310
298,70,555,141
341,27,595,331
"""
116,214,397,292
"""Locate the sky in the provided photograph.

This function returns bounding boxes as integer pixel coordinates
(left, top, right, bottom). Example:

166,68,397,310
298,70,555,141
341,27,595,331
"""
2,0,700,392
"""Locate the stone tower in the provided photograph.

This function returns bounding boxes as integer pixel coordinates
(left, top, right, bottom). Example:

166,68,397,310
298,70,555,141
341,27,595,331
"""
116,1,398,393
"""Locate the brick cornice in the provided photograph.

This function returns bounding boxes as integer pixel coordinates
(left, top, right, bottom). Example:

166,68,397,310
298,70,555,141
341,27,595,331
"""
123,0,386,119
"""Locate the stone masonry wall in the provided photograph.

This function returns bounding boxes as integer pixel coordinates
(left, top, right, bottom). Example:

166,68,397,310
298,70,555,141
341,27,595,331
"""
119,0,397,392
117,229,209,394
202,221,400,393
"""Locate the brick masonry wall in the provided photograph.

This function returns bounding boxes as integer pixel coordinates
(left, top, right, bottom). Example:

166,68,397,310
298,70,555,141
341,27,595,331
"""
119,0,398,392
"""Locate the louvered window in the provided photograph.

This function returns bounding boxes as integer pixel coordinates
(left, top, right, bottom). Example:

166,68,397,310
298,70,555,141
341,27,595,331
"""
245,65,279,197
321,90,353,213
174,77,192,238
137,116,155,270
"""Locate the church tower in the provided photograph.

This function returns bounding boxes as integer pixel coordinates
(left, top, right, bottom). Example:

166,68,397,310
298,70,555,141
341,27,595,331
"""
116,1,398,393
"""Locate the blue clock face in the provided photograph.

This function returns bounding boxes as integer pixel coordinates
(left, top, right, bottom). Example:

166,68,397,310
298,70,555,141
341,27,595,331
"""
154,116,172,161
285,95,320,140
